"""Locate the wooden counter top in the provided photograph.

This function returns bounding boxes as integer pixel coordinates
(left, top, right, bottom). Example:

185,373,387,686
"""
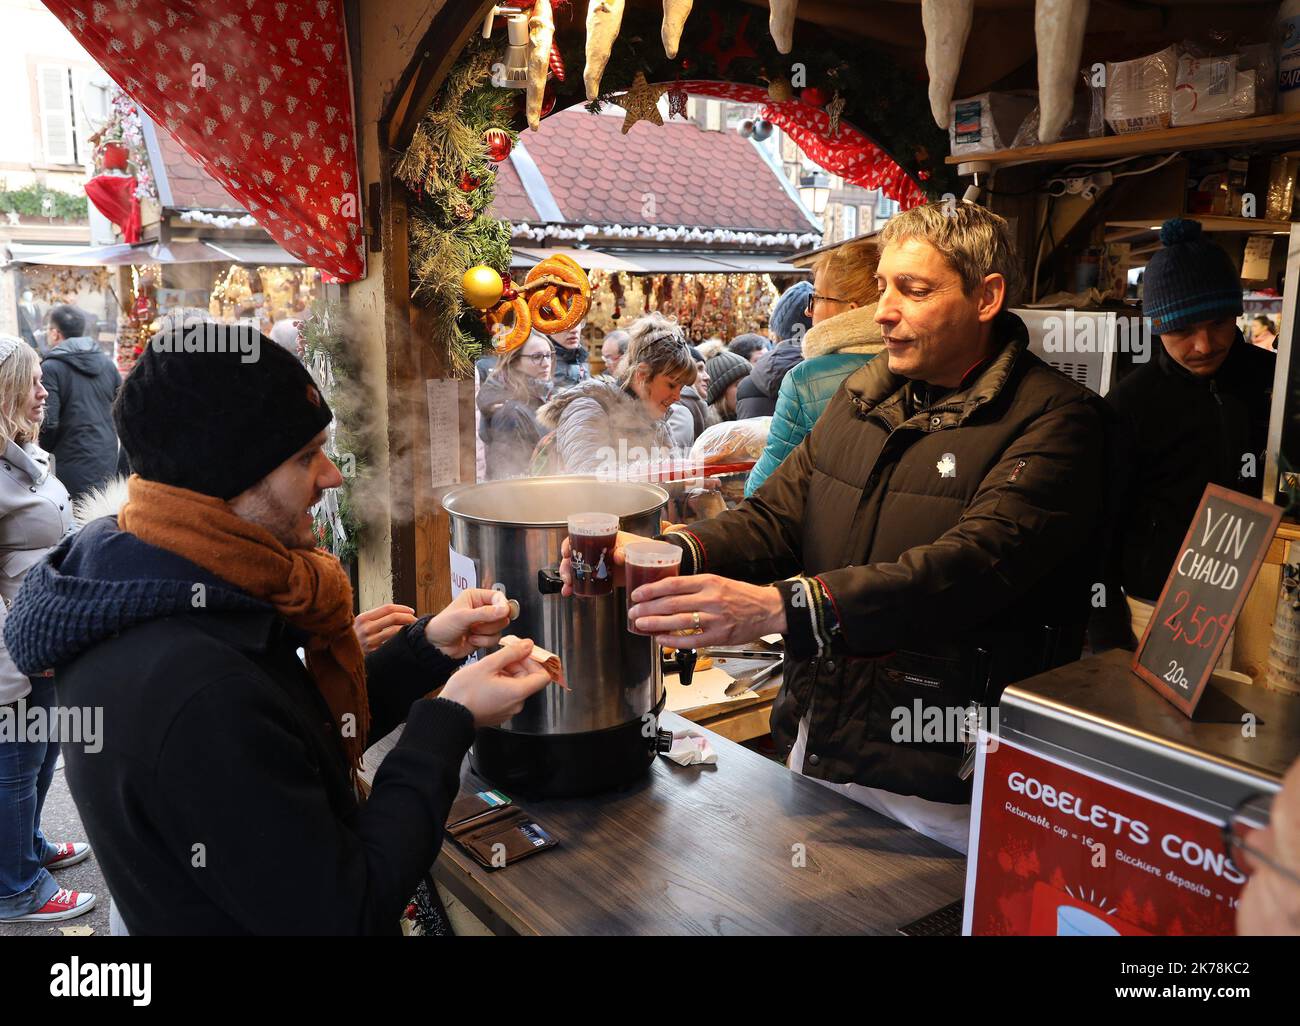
361,711,967,936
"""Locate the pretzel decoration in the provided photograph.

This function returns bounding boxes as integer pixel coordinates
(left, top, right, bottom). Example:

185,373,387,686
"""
484,294,531,352
524,255,591,334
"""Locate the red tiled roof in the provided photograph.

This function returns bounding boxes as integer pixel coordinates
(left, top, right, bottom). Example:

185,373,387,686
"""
490,154,539,222
508,108,811,233
152,118,244,211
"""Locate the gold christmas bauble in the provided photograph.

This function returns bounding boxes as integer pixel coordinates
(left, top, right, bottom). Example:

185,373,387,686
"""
768,77,793,103
462,265,504,311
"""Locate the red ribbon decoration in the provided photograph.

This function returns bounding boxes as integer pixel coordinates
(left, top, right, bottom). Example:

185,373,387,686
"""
84,174,142,244
670,81,928,209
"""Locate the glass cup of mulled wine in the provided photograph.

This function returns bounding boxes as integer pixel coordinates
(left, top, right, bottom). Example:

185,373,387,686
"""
624,541,683,635
567,512,619,598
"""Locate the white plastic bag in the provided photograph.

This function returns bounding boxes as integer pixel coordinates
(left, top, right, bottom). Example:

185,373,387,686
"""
690,417,771,466
1105,45,1178,134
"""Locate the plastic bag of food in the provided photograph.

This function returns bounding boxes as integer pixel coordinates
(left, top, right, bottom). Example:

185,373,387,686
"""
949,92,1037,156
1011,72,1105,147
1172,42,1275,125
1104,45,1178,134
690,417,771,466
1172,52,1253,125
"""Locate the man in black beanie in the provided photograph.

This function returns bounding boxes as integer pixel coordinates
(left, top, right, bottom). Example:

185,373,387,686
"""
1102,218,1274,648
3,317,554,934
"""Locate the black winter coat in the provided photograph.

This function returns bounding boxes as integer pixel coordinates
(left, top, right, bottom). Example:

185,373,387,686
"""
735,340,804,420
664,313,1112,803
1105,333,1274,602
4,517,474,935
39,337,120,501
551,343,591,388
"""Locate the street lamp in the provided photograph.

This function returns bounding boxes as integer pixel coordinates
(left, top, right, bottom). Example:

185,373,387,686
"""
799,171,831,216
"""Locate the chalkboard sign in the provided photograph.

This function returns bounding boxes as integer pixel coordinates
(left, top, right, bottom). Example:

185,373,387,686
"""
1133,484,1281,716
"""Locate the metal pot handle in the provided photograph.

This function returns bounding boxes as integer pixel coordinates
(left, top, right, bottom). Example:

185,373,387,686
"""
538,567,565,594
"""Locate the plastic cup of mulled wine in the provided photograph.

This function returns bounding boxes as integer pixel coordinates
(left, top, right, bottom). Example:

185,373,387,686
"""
625,541,683,635
567,512,619,597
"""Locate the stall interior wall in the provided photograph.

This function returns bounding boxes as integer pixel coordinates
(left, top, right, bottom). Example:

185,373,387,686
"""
988,162,1293,687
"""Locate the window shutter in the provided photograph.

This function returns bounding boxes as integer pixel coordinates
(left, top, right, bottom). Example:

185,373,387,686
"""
842,204,857,239
72,68,110,168
37,65,76,165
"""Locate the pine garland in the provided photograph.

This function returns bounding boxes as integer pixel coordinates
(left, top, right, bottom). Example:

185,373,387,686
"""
399,42,519,378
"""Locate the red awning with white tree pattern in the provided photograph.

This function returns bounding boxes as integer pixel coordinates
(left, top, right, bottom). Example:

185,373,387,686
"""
43,0,366,281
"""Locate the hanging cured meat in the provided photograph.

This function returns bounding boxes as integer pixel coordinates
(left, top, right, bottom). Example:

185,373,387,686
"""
922,0,974,130
661,0,693,59
526,0,555,129
584,0,626,100
769,0,799,55
1036,0,1090,143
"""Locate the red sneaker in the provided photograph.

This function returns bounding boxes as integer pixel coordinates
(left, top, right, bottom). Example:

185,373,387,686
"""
44,842,92,870
0,887,96,922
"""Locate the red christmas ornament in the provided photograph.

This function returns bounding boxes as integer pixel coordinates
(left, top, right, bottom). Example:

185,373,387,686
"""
483,128,513,163
801,87,828,107
459,172,481,192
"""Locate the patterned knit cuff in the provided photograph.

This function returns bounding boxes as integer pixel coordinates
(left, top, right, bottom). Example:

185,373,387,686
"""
656,529,704,575
773,575,839,659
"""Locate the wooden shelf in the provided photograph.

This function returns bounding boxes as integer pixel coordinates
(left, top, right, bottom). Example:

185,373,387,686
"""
1107,216,1292,234
947,112,1300,168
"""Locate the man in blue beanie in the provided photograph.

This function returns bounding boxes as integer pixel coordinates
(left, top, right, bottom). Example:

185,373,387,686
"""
1103,218,1274,646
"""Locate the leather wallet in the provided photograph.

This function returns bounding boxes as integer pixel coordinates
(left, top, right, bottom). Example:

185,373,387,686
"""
446,790,558,870
446,788,514,832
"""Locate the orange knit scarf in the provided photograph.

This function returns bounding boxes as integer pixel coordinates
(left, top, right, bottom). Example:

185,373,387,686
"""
119,475,369,771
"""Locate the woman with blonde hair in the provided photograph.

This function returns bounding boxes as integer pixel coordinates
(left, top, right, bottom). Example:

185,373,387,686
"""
0,337,93,923
534,312,695,475
746,236,884,495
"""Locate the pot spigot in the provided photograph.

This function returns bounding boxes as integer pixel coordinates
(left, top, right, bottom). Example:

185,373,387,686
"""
676,647,698,687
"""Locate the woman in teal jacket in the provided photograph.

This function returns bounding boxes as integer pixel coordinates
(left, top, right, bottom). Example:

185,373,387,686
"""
747,238,883,496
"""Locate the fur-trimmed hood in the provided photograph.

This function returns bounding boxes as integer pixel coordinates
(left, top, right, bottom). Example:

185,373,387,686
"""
536,376,647,431
72,475,130,527
801,304,884,359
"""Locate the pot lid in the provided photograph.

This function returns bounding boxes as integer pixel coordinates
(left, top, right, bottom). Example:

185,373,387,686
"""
442,475,668,527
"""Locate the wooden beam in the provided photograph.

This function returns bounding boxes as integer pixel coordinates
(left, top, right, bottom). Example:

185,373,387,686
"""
382,0,494,151
947,112,1300,168
377,163,421,609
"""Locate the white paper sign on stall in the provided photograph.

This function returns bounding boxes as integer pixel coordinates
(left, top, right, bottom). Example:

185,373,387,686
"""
449,546,480,662
426,379,461,489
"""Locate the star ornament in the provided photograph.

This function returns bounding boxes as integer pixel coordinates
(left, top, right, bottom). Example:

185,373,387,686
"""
614,72,667,134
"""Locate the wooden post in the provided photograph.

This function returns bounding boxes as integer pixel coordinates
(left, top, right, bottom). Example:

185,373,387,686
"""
373,0,494,614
